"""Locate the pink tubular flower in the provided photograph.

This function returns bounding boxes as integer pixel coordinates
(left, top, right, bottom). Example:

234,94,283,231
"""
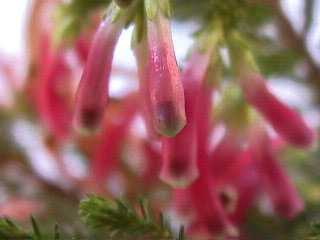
37,34,72,140
147,13,186,137
251,127,304,219
188,158,237,238
73,17,123,133
160,51,212,188
240,73,314,148
134,37,158,138
188,69,237,237
223,150,261,225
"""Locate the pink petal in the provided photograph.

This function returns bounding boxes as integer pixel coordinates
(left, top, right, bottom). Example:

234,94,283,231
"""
134,37,158,138
160,51,212,187
74,18,123,132
147,14,186,136
226,150,261,225
37,34,72,140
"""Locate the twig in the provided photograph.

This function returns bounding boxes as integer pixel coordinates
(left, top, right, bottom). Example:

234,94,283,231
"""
261,0,320,101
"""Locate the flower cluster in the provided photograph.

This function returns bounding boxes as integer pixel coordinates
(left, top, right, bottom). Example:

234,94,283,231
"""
26,0,316,239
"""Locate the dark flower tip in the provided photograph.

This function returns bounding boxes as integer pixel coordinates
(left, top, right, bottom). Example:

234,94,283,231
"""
156,101,186,137
73,107,103,134
160,156,198,188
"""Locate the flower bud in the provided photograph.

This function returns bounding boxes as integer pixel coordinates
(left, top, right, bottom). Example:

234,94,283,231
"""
160,51,212,188
73,17,123,133
147,13,186,136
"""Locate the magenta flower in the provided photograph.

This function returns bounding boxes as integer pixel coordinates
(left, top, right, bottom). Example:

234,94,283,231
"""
160,51,212,187
134,38,158,138
251,127,304,219
74,17,123,133
223,150,261,225
161,135,198,188
187,158,237,238
36,34,72,140
241,73,314,148
146,13,186,137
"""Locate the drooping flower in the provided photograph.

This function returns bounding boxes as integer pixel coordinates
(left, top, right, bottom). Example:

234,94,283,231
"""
187,155,237,238
146,12,186,137
134,36,158,138
240,73,314,148
36,34,72,140
221,150,261,225
160,50,212,188
73,16,123,133
189,75,238,237
250,126,304,219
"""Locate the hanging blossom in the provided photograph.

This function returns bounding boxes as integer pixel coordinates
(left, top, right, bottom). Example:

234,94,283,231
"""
240,73,314,148
145,10,186,137
73,9,124,133
169,33,315,237
62,1,316,238
36,33,73,140
170,46,238,238
134,37,159,138
160,50,212,187
24,0,74,140
73,0,187,136
249,125,304,219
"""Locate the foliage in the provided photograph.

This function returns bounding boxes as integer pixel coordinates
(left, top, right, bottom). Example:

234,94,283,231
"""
80,195,185,240
0,196,185,240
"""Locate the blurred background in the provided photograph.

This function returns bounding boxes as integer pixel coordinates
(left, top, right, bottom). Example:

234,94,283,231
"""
0,0,320,239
